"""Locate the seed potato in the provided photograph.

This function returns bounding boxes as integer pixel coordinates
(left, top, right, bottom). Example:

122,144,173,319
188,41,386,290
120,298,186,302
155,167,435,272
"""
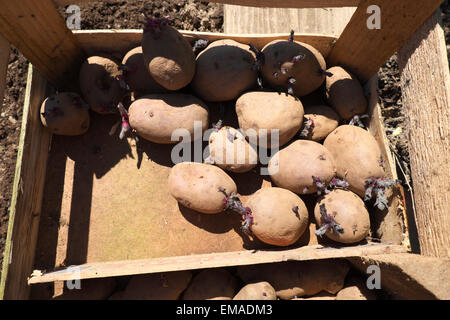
246,187,309,246
302,105,340,141
182,268,239,300
233,281,277,300
236,91,304,148
168,162,237,214
192,39,257,102
128,93,209,144
40,92,90,136
268,140,337,195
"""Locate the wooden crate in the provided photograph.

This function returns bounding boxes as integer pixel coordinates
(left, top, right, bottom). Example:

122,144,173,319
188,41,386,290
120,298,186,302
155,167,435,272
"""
0,0,448,300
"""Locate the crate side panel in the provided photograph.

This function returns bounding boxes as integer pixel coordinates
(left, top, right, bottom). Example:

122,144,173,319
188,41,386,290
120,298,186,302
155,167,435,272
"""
0,66,51,299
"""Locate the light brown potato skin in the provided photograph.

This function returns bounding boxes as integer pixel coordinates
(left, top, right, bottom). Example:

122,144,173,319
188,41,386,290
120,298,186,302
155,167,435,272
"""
325,66,368,120
261,40,326,97
246,187,309,246
237,259,350,300
142,25,195,90
292,291,336,300
79,55,125,114
268,140,336,195
128,93,209,144
236,91,304,148
208,126,258,173
40,92,90,136
54,278,116,300
121,271,192,300
314,189,370,244
182,269,239,300
233,281,277,300
122,46,168,95
323,125,385,197
302,105,340,141
336,276,377,300
168,162,237,214
192,39,257,102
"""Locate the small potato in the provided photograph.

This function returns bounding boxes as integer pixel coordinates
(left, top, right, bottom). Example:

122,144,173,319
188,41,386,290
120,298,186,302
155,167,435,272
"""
128,93,209,144
54,278,116,300
325,66,368,120
237,259,350,300
301,105,340,141
79,55,125,114
323,125,385,197
168,162,237,214
268,140,336,195
261,40,326,97
192,39,257,102
246,187,309,246
208,126,258,173
182,269,239,300
314,189,370,244
233,282,277,300
236,91,304,148
121,271,192,300
336,276,377,300
40,92,90,136
142,20,195,90
121,46,167,95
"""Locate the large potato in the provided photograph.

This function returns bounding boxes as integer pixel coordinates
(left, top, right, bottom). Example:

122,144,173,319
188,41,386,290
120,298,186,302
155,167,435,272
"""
40,92,90,136
208,126,258,173
142,20,195,90
314,189,370,244
246,187,308,246
323,125,385,197
79,55,125,114
128,93,209,144
192,39,257,102
236,91,304,148
122,46,167,95
261,40,326,96
237,259,350,299
121,271,192,300
325,66,368,120
233,282,277,300
268,140,336,195
182,268,239,300
168,162,237,214
301,105,340,141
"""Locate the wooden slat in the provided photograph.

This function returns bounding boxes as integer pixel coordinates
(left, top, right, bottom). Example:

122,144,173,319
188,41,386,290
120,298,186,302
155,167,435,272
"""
397,11,450,259
28,243,407,284
73,29,338,57
0,66,52,300
327,0,444,82
0,34,10,108
348,254,450,299
0,0,84,86
224,6,356,36
53,0,360,8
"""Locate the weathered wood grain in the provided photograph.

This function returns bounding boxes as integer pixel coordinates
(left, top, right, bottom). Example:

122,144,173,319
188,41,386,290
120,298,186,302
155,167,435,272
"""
0,0,84,86
0,66,52,300
327,0,444,82
224,5,356,36
397,11,450,259
28,243,407,284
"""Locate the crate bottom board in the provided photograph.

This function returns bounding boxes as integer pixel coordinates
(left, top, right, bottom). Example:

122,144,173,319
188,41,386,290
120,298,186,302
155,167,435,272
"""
34,110,332,270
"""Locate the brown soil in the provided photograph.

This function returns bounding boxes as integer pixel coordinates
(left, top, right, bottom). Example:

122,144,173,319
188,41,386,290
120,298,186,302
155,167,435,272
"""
0,0,449,279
